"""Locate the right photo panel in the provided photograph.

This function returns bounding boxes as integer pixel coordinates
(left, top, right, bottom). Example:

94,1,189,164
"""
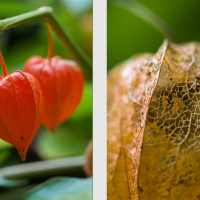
107,1,200,199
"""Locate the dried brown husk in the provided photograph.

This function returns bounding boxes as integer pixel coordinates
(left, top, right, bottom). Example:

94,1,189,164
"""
84,139,93,177
107,40,200,200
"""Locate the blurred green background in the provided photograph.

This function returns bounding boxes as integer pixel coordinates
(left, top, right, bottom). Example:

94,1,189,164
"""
107,0,200,70
0,0,92,199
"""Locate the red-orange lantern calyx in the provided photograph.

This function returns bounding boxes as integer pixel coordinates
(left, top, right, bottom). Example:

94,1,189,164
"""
0,51,43,161
24,55,84,132
23,23,84,132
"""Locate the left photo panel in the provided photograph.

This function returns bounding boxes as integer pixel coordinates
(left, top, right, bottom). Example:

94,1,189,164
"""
0,0,92,199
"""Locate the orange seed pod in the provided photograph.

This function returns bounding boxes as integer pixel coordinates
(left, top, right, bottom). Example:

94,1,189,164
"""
23,24,84,132
0,51,43,161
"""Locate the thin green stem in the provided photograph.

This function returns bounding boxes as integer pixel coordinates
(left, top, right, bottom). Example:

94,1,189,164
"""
109,0,179,43
0,7,92,70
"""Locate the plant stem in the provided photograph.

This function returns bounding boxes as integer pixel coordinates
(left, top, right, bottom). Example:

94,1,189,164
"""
0,51,8,77
109,0,179,43
0,7,92,70
46,23,53,65
0,156,84,179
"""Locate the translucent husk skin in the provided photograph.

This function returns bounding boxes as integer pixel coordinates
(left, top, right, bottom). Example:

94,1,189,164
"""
107,40,200,199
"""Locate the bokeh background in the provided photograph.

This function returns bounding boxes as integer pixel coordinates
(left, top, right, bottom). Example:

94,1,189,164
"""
108,0,200,70
0,0,92,199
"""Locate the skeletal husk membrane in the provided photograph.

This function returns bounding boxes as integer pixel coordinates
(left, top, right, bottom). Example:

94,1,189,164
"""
107,40,200,200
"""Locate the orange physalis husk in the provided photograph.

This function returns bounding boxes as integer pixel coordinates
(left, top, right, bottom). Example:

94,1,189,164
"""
0,51,43,161
23,23,84,132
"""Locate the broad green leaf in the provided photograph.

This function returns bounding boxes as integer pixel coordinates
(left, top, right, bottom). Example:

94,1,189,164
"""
22,177,92,200
0,174,27,187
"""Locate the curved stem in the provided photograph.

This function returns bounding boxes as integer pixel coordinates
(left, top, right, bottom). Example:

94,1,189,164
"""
109,0,179,43
0,51,8,77
46,23,54,65
0,7,92,70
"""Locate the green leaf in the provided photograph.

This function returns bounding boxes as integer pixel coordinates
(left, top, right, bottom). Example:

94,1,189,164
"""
0,174,27,187
22,177,92,200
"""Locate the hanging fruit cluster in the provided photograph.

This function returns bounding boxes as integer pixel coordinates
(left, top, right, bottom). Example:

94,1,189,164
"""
0,23,84,160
